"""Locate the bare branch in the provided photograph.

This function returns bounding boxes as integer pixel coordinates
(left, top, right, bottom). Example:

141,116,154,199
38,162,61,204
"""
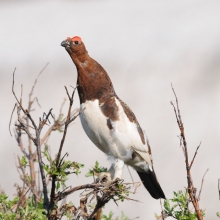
54,183,102,202
33,97,41,108
49,86,79,211
29,63,49,104
56,86,78,165
126,165,140,193
189,142,202,169
59,98,66,116
16,121,36,144
198,169,209,200
160,198,165,220
171,85,204,220
218,179,220,200
64,86,71,101
12,69,37,129
15,187,30,213
12,68,50,209
69,109,84,124
9,103,17,136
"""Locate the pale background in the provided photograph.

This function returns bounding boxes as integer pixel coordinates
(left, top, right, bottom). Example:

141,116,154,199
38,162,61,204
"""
1,0,220,219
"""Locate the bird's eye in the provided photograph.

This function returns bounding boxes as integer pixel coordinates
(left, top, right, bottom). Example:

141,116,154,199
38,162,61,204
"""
74,41,79,44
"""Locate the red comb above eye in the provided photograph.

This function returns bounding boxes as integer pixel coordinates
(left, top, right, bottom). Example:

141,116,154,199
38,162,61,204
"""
71,36,82,42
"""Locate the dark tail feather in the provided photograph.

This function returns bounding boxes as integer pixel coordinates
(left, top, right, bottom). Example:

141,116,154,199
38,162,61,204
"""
137,170,165,199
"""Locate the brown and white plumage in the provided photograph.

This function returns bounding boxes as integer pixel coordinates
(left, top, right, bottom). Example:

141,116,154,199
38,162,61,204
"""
61,36,165,199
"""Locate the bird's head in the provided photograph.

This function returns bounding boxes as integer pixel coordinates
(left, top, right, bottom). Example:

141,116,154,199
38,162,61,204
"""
61,36,87,56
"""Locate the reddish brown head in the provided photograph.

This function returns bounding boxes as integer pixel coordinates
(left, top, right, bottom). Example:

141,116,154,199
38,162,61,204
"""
61,36,88,60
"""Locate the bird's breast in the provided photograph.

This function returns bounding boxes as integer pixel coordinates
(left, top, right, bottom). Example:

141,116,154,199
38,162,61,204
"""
79,98,146,163
79,99,112,154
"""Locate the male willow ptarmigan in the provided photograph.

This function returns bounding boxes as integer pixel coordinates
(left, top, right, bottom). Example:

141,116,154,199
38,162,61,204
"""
61,36,165,199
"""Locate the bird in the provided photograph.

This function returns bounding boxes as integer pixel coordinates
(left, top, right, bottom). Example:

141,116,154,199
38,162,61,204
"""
61,36,165,199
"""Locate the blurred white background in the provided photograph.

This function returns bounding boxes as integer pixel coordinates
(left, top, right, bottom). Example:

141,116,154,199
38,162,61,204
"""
1,0,220,219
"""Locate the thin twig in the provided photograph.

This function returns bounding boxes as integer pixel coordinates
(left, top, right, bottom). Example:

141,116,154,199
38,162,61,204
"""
29,63,49,102
12,68,50,209
20,84,23,104
9,103,17,136
15,187,31,213
49,86,79,212
126,165,135,188
17,122,36,144
26,64,48,201
198,169,209,200
38,168,41,196
189,142,202,169
56,86,78,166
160,198,165,220
35,109,53,209
218,179,220,200
12,68,37,129
59,98,66,116
171,84,203,220
54,183,101,202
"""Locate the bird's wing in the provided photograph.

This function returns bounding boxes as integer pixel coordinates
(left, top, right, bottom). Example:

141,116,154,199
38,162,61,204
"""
115,97,153,167
134,135,153,167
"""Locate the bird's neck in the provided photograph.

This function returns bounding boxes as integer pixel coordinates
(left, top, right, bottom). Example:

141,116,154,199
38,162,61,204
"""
69,52,89,68
74,58,116,104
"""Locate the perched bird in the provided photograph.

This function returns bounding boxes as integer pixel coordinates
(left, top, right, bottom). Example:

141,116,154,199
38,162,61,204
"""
61,36,165,199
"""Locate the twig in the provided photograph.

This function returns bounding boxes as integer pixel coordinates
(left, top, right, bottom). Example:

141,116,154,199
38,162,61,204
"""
40,126,54,146
17,121,36,141
12,68,50,209
170,84,203,220
54,183,101,202
35,109,53,209
39,99,67,147
49,86,79,212
56,86,77,165
29,63,49,103
9,103,17,136
218,179,220,200
16,155,40,201
38,168,41,196
15,187,31,213
34,97,41,108
12,68,37,129
132,182,141,194
26,64,48,200
59,98,66,116
127,165,135,188
189,142,202,169
198,169,209,200
160,198,165,220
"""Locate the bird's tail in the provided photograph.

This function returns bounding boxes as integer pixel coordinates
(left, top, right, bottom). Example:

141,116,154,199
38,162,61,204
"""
137,170,165,199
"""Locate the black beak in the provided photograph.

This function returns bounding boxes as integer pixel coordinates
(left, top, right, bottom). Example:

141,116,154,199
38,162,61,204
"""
61,40,70,48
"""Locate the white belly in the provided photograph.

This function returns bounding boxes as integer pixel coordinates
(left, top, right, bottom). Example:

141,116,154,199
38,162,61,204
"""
80,99,112,154
79,98,145,164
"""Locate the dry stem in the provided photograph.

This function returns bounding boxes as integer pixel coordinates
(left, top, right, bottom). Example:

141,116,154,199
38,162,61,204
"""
198,169,209,200
12,67,50,209
170,84,203,220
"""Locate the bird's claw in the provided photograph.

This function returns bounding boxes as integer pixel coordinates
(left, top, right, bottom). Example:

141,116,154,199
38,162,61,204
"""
97,172,113,186
97,172,123,187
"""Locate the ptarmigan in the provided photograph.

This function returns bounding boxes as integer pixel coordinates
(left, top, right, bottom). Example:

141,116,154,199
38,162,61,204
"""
61,36,165,199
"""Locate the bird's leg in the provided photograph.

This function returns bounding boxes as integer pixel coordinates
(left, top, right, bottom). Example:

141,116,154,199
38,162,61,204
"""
98,158,124,185
110,158,124,180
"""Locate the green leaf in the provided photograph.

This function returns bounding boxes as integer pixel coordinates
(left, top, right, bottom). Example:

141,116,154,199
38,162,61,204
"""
95,161,99,168
42,146,51,162
164,199,171,212
86,161,107,177
20,156,28,167
56,182,61,191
